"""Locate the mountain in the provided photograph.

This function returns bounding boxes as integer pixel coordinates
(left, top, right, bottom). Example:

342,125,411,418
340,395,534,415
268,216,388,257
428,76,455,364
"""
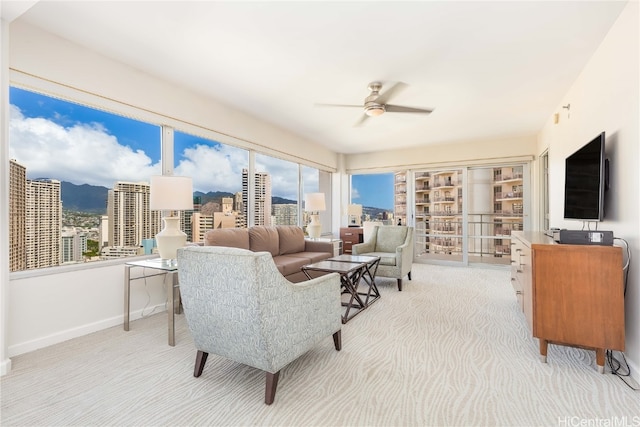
61,183,300,214
193,191,235,206
272,196,296,205
61,181,109,213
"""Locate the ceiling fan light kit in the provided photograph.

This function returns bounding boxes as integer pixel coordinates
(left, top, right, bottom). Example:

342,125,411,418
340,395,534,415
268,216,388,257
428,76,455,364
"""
365,105,385,117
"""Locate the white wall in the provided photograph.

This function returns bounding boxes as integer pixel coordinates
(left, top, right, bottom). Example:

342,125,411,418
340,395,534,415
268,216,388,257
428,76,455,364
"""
344,134,537,173
537,2,639,376
8,261,169,356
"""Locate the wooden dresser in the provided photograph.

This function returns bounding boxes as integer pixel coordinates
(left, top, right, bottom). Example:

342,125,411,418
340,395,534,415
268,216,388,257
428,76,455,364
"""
340,227,364,254
511,231,624,373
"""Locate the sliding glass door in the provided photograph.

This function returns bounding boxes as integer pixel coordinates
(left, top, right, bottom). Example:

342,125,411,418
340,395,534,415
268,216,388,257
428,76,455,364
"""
412,164,527,266
414,169,464,262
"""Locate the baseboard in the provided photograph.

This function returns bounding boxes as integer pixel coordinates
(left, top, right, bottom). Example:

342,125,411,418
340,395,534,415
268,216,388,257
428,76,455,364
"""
8,303,167,358
1,357,12,376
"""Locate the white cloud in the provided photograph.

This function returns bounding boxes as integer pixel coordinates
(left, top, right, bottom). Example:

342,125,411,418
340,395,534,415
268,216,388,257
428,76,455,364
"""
9,105,160,187
351,187,361,200
175,143,247,194
9,104,321,200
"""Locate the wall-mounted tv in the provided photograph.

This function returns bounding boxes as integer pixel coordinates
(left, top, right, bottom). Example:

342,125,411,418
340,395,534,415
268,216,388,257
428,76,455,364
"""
563,132,607,221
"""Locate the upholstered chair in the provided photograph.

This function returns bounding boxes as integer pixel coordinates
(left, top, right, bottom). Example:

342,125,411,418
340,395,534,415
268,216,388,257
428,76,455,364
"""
176,245,343,405
351,225,414,291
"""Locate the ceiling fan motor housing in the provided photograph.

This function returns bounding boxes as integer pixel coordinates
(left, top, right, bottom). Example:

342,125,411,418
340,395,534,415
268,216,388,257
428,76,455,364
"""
364,83,385,116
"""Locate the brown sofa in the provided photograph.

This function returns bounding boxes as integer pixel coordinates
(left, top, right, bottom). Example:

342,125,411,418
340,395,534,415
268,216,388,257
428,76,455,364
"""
203,225,334,282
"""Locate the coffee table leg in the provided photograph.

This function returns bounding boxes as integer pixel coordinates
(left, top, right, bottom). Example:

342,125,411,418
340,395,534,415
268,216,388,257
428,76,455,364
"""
362,260,380,306
341,269,368,323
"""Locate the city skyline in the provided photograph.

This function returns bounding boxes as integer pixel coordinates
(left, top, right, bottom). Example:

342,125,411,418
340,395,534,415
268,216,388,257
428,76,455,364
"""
9,87,392,209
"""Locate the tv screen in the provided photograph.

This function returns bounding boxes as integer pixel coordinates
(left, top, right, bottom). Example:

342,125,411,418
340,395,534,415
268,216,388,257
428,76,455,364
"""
563,132,606,221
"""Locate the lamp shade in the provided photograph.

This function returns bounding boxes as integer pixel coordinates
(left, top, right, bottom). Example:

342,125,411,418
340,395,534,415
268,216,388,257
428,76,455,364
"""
304,192,326,212
150,175,194,211
347,204,362,216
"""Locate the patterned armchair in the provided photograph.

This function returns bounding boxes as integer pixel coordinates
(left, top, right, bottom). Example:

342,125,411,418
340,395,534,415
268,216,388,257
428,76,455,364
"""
176,245,343,405
352,225,414,291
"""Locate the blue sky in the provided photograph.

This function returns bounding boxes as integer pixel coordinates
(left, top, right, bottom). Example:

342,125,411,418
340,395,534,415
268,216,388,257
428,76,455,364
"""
352,173,394,210
10,86,392,209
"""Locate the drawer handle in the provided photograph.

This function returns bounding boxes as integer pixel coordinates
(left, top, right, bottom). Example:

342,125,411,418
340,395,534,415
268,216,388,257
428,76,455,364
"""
516,291,523,295
517,269,523,273
510,260,516,264
345,233,353,236
511,277,515,281
516,248,522,252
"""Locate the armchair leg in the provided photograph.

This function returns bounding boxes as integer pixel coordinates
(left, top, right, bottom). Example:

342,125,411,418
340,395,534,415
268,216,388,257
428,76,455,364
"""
265,371,280,405
397,278,403,292
408,271,412,280
333,330,342,351
194,350,209,377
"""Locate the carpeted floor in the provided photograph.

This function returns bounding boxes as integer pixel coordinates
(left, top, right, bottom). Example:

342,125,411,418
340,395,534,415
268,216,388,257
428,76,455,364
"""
2,264,639,426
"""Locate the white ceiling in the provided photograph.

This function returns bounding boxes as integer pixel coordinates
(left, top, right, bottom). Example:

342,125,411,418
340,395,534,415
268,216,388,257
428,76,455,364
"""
4,1,628,154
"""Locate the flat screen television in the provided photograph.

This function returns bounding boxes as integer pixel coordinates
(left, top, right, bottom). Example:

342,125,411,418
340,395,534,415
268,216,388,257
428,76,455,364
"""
563,132,607,221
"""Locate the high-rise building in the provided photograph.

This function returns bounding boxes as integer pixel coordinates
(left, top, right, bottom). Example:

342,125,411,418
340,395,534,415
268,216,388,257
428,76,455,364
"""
273,204,297,226
25,178,62,270
234,192,246,228
9,160,27,272
221,197,233,213
107,181,160,249
98,215,109,248
61,229,87,263
242,169,271,226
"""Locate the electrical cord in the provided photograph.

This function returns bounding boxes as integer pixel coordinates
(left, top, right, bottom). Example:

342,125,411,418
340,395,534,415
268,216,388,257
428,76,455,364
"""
606,349,639,391
605,237,636,390
614,237,631,297
139,267,166,318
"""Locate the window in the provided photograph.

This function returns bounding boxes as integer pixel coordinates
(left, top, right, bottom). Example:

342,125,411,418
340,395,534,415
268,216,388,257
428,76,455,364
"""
9,87,161,271
8,85,335,271
254,154,299,226
351,173,395,224
174,131,249,241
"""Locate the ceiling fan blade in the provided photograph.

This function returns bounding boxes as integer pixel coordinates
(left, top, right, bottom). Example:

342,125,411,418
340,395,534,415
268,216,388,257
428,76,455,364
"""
354,114,370,127
375,82,408,105
385,104,433,114
315,103,362,108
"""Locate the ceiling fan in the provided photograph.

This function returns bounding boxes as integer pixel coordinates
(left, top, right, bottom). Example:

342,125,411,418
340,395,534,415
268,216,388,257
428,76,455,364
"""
317,81,434,126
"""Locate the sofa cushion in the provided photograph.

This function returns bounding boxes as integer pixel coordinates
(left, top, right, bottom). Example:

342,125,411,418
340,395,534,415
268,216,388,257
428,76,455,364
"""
273,255,311,277
249,226,280,257
276,226,305,255
286,251,331,263
203,228,250,250
364,251,397,266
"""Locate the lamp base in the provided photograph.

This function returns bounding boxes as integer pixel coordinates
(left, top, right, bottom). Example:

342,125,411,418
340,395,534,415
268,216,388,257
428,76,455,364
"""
307,214,322,239
156,216,187,260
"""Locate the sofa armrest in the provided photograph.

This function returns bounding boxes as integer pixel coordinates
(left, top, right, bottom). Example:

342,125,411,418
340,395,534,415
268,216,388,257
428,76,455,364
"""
304,240,334,254
396,233,414,271
352,241,374,254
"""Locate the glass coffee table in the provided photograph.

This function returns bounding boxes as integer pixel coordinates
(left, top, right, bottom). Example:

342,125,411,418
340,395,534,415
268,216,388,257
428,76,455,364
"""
302,255,380,323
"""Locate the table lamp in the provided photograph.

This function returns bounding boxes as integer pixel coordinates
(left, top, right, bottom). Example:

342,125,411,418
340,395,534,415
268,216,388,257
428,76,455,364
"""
304,192,326,239
150,175,194,260
347,204,363,227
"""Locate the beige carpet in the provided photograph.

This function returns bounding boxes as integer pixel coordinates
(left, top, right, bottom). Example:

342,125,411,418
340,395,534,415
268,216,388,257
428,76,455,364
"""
2,264,639,426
